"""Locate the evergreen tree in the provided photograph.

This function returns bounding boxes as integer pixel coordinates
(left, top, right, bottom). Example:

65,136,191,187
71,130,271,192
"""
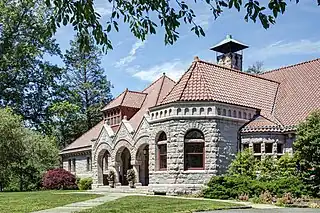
52,34,113,147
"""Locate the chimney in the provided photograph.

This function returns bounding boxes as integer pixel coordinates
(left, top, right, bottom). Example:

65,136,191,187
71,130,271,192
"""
210,35,248,71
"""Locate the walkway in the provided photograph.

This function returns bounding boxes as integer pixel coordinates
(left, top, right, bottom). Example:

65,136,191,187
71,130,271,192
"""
32,193,128,213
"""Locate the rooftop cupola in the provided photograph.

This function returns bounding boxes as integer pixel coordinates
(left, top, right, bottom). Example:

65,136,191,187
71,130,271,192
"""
211,35,248,71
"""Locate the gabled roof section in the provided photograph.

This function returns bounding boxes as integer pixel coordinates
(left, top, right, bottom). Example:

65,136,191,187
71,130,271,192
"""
161,59,279,117
102,89,147,111
242,115,283,133
129,74,176,129
260,58,320,126
61,120,104,153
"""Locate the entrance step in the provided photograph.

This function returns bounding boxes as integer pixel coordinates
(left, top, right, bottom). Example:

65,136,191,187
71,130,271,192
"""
92,185,149,194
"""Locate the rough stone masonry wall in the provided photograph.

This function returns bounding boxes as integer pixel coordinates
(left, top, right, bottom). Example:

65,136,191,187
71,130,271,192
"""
148,118,245,195
62,154,92,178
241,132,293,157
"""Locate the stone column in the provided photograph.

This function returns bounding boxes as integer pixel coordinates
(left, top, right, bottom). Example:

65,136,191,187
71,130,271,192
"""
132,162,142,186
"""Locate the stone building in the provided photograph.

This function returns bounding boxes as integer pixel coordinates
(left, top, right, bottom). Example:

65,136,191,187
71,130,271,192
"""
60,35,320,194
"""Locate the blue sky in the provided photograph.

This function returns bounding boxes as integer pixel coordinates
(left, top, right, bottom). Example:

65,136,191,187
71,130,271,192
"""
52,1,320,97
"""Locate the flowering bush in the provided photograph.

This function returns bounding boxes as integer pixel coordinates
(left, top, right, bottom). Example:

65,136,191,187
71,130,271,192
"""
42,168,77,190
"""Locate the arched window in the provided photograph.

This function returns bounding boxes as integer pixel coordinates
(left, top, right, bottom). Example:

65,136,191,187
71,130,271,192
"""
228,109,232,117
217,108,221,115
184,129,205,170
156,132,167,170
222,109,226,116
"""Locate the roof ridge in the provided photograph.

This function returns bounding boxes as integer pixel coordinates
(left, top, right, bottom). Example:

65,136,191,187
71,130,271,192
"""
155,74,166,105
261,57,320,76
120,88,128,105
126,90,148,95
197,59,280,84
178,62,197,101
160,61,196,104
142,74,176,93
101,89,126,111
199,63,214,100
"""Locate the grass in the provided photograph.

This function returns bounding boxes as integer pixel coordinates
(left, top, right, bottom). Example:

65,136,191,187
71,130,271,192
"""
80,195,245,213
0,190,102,213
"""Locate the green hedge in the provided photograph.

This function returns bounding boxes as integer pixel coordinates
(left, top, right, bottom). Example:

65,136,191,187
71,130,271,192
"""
203,150,309,199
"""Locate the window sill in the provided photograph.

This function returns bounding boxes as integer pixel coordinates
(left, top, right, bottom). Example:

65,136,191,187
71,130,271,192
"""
152,170,168,174
182,170,206,174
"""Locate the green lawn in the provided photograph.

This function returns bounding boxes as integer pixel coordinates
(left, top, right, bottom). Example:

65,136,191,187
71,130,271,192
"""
0,190,102,213
80,196,245,213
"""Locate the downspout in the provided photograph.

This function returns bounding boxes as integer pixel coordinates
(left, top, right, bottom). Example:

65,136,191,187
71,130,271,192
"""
237,109,261,153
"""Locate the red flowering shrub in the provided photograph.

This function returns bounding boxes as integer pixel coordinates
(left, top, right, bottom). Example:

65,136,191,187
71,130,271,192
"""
42,168,78,190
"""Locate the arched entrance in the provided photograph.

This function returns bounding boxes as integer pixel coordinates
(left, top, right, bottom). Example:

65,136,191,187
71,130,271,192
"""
136,144,149,186
119,147,132,185
97,150,111,186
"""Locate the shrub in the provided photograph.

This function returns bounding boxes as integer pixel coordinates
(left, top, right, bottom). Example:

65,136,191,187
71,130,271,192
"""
259,191,273,204
238,193,249,201
78,177,93,190
127,169,136,183
42,168,77,190
276,192,294,206
108,170,116,182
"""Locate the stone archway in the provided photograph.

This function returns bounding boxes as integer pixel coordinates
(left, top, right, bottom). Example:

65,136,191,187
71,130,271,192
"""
136,144,149,186
97,149,111,186
116,147,132,185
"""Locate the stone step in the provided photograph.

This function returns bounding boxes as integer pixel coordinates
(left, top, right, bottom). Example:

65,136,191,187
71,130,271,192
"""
92,186,149,194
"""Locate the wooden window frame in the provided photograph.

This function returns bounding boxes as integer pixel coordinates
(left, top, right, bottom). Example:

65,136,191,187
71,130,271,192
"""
68,159,72,172
158,143,167,171
72,158,76,172
87,157,91,171
184,141,205,170
184,129,205,171
156,132,167,171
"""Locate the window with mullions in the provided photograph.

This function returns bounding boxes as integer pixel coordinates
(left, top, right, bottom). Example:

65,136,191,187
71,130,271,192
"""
157,131,167,170
184,129,205,170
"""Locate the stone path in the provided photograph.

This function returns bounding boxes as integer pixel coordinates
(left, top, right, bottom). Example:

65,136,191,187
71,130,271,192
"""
32,193,129,213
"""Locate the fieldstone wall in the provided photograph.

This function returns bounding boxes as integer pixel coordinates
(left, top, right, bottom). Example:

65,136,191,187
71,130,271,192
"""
148,116,246,195
241,132,293,158
62,154,92,178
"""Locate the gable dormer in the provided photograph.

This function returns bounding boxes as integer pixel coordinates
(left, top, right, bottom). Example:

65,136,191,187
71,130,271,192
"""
101,89,147,132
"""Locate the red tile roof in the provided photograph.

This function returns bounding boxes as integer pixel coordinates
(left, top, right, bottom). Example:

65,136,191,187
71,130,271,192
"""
129,74,176,129
242,115,282,132
259,58,320,126
160,59,279,117
62,75,175,152
61,120,104,153
102,89,147,111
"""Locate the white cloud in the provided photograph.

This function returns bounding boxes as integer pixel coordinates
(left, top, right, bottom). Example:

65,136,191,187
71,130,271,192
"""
194,12,212,30
249,39,320,60
132,60,190,82
95,3,113,16
115,40,146,68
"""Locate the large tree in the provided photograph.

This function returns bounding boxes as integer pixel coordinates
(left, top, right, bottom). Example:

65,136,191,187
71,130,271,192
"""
51,35,113,148
0,108,59,191
245,61,264,74
0,0,62,133
294,110,320,197
44,0,320,52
